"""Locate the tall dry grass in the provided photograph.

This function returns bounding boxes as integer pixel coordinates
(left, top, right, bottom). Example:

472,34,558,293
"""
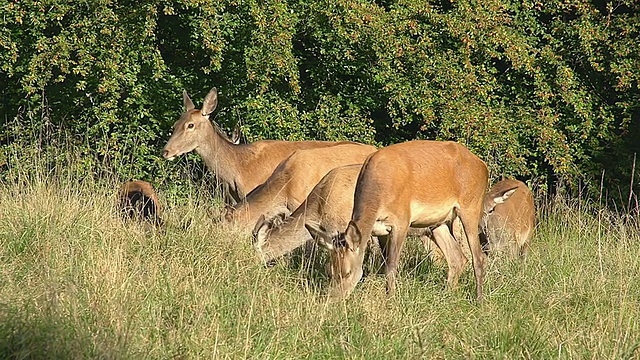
1,168,639,359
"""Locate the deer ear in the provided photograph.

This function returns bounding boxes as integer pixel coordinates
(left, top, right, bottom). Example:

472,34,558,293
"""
307,223,334,250
183,90,195,111
201,87,218,117
344,221,362,251
231,123,242,145
494,187,518,205
252,214,267,237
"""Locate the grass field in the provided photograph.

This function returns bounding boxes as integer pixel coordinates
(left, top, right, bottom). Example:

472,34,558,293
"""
1,171,639,359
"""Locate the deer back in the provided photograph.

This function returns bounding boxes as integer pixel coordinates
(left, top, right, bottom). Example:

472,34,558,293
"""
118,180,162,226
227,143,376,230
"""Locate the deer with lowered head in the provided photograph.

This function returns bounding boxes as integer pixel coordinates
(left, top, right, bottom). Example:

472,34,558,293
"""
253,164,451,268
118,180,163,227
162,87,356,203
481,178,535,258
321,140,489,302
225,143,376,231
252,164,366,263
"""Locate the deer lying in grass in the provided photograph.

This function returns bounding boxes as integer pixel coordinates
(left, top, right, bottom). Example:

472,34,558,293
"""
320,140,489,302
162,87,355,203
226,143,376,231
118,180,163,227
253,164,441,265
481,178,535,258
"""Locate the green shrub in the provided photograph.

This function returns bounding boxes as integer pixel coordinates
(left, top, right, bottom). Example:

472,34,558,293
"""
1,0,638,200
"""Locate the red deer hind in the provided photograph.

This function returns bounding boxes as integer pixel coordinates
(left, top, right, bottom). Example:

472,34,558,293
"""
323,140,489,302
482,178,535,258
162,88,356,203
226,143,376,231
254,164,439,267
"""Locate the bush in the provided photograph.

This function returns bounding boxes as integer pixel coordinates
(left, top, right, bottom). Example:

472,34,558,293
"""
1,0,639,201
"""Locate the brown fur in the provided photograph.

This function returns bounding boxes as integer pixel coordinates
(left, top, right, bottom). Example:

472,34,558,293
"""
162,88,356,203
325,140,489,302
253,164,363,263
482,178,535,257
254,164,436,264
118,180,162,226
226,143,376,230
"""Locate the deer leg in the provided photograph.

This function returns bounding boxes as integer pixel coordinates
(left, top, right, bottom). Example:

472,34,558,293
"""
519,240,530,258
457,210,486,303
375,234,389,274
420,233,446,266
383,223,409,296
518,229,532,258
431,224,468,289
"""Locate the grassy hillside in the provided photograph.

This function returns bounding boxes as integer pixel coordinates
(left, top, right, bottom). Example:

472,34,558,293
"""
1,174,639,359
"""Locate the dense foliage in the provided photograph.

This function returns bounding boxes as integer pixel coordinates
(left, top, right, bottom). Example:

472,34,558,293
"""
1,0,639,199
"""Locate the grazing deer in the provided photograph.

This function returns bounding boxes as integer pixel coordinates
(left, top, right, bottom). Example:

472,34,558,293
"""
226,143,376,230
253,164,362,263
118,180,163,226
320,140,489,302
254,164,441,265
481,178,535,258
162,88,355,203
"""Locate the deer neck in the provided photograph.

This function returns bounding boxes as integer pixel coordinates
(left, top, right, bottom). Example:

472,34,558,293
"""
195,122,247,194
271,212,309,243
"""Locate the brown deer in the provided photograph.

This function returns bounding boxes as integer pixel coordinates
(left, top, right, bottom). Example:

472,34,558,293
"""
253,164,362,263
162,88,356,203
481,178,535,258
253,164,441,265
226,143,376,230
321,140,489,302
118,180,163,226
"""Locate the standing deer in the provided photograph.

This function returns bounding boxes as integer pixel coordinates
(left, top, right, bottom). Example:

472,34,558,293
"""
321,140,489,302
226,143,376,230
162,87,356,203
253,164,443,266
481,178,535,257
118,180,163,227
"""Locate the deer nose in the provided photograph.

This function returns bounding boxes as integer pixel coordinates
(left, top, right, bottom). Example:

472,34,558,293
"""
162,149,169,158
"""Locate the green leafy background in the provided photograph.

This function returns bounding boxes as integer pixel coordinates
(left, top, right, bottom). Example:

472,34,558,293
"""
1,0,639,201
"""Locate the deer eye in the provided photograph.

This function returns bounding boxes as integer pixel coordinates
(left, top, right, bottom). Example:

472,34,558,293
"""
187,123,195,129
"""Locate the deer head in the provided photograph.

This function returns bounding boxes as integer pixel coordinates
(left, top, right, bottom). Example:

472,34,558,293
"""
481,186,518,231
312,221,364,299
162,88,219,160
